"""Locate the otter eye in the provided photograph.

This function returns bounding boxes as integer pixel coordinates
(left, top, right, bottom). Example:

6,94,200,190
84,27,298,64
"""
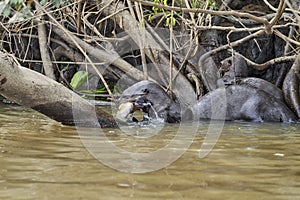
142,88,149,94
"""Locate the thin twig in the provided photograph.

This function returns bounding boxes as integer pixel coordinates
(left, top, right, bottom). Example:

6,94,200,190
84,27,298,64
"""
198,30,265,91
131,0,270,29
33,0,115,101
267,0,286,33
194,23,298,32
232,51,297,71
274,29,300,46
168,0,175,100
134,1,148,80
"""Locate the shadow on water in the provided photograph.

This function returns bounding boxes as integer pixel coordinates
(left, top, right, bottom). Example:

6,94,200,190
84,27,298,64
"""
0,103,300,200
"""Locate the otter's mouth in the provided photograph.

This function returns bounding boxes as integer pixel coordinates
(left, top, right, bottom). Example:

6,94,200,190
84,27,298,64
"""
115,98,152,124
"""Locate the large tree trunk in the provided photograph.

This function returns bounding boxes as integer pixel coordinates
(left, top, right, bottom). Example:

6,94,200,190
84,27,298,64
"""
0,52,116,128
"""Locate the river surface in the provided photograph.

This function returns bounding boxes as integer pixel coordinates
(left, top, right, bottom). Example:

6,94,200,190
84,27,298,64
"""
0,103,299,200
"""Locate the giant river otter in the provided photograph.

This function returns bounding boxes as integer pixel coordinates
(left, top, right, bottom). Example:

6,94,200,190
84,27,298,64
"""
116,79,296,123
116,80,181,123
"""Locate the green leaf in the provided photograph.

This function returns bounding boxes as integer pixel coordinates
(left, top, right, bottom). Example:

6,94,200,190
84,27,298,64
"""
166,17,170,27
70,71,88,90
0,2,10,17
171,17,176,26
95,87,108,94
152,6,158,14
63,1,70,6
208,0,217,9
40,0,47,6
80,87,107,94
23,6,32,16
2,7,10,17
147,14,152,22
52,0,61,8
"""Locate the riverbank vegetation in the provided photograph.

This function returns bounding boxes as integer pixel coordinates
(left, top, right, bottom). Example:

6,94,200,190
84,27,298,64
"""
0,0,299,126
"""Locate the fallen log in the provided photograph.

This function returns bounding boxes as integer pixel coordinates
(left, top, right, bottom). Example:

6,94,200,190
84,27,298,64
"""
0,52,116,128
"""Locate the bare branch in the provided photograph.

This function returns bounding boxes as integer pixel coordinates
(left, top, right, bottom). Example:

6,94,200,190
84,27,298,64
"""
267,0,286,33
274,29,300,46
34,0,115,101
232,51,297,71
37,19,56,80
131,0,270,30
198,30,265,91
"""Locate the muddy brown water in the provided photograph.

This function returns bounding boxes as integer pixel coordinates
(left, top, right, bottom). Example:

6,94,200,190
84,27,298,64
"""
0,103,299,200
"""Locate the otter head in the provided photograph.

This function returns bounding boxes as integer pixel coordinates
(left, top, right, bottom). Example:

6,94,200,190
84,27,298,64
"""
115,81,181,124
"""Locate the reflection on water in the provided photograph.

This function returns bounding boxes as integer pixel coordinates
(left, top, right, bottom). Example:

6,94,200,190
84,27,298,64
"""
0,103,300,199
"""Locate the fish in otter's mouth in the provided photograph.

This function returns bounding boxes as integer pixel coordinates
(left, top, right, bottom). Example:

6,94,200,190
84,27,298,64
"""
115,95,153,123
115,80,182,124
